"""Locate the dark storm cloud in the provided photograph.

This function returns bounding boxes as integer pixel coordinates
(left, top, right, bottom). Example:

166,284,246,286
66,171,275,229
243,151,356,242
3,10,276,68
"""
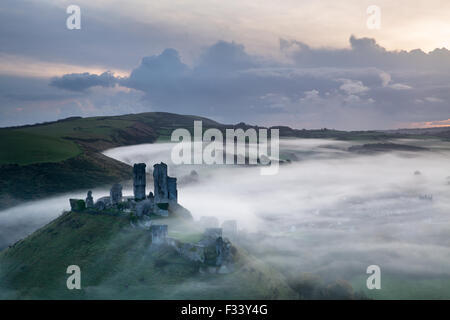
50,71,118,91
1,0,449,130
195,41,259,73
48,37,450,129
0,74,147,127
1,1,450,129
125,48,189,91
281,35,450,71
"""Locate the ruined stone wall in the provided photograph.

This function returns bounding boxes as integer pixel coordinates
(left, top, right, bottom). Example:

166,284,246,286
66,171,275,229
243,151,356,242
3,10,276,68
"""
167,237,205,263
110,183,123,205
150,225,168,244
167,177,177,202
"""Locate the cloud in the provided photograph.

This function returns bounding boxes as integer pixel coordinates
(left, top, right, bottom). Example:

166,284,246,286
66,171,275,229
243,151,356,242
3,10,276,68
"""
338,79,369,95
6,35,450,129
425,97,444,103
0,74,147,127
49,71,119,92
282,35,450,71
124,49,189,92
389,83,412,90
195,41,259,73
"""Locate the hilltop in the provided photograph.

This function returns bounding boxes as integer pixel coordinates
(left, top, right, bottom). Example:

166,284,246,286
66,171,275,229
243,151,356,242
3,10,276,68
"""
0,159,296,299
0,210,296,299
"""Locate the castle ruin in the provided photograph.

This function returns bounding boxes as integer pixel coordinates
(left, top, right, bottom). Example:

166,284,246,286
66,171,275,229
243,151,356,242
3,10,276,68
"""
153,162,178,204
72,162,181,217
68,161,234,272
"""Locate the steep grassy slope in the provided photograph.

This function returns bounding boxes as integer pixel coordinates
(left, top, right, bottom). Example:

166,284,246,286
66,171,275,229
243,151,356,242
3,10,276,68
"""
0,211,296,299
0,152,131,208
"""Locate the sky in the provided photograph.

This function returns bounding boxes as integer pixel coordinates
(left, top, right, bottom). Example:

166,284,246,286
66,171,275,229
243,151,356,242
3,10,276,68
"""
0,0,449,129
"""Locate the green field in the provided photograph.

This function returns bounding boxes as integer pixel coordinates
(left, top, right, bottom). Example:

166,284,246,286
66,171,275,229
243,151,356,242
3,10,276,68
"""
0,130,81,165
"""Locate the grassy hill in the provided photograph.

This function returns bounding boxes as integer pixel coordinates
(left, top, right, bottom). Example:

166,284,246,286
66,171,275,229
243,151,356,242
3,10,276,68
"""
0,112,222,165
0,112,221,210
0,211,296,299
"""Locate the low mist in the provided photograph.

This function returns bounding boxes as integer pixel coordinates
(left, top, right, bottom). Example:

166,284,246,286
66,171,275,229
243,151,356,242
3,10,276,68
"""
2,138,450,297
104,139,450,291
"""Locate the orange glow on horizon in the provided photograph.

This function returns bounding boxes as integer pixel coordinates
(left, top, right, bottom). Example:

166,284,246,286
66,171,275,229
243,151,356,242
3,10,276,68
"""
406,119,450,128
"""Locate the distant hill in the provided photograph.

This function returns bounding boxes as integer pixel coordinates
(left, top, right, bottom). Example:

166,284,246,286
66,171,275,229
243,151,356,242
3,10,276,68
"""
379,126,450,139
0,111,442,210
348,143,429,154
0,211,296,299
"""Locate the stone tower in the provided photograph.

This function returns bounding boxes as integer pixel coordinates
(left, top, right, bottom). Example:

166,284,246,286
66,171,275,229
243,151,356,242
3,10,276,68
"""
153,162,178,204
133,163,146,200
110,183,123,205
153,162,168,203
